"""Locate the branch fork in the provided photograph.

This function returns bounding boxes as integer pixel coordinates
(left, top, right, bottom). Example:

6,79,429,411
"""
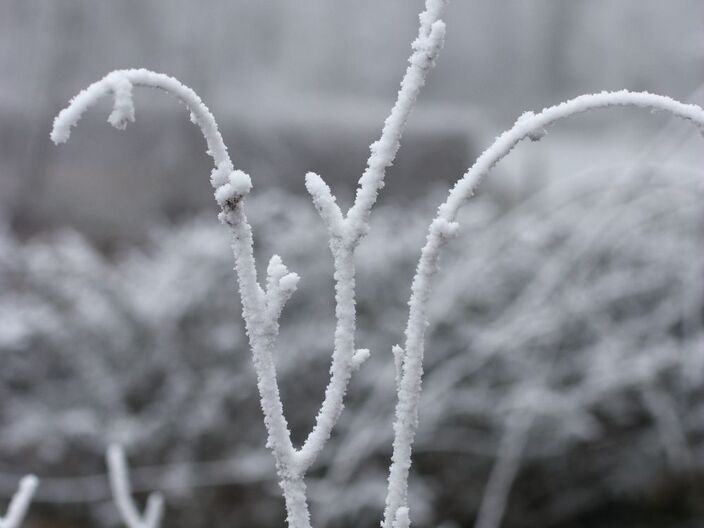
49,0,704,525
107,445,164,528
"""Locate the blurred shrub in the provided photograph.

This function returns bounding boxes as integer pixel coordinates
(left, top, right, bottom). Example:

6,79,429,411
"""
0,165,702,527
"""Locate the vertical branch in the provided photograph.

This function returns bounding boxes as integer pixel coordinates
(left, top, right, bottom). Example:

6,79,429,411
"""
383,219,458,528
345,0,448,244
295,0,449,474
223,206,311,527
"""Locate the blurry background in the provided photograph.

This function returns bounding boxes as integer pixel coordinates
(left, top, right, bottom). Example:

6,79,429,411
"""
0,1,703,527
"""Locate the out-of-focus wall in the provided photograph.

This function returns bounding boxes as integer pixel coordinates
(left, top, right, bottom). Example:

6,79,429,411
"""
0,1,702,241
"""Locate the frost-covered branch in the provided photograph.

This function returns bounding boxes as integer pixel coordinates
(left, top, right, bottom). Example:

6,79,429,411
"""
440,91,704,223
345,0,447,244
295,0,448,476
107,445,164,528
51,68,312,526
383,91,704,527
48,0,447,518
51,69,232,175
50,4,448,510
0,476,38,528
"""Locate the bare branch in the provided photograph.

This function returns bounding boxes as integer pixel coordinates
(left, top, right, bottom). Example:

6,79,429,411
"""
383,91,704,527
295,0,450,478
265,254,300,325
107,445,164,528
0,476,38,528
51,69,232,175
345,0,448,245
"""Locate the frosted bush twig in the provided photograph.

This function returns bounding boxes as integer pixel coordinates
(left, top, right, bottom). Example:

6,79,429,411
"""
383,91,704,527
297,0,446,472
51,1,447,526
107,445,164,528
0,476,38,528
52,65,311,527
344,0,447,244
48,1,704,526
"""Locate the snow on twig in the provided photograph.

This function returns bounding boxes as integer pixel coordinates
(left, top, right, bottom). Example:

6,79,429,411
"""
345,0,448,244
51,69,231,175
295,0,449,480
0,476,38,528
48,3,704,528
107,445,164,528
51,67,313,526
382,91,704,527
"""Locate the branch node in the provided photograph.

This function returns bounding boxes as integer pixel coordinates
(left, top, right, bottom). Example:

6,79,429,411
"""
214,169,252,208
107,76,136,130
431,218,460,240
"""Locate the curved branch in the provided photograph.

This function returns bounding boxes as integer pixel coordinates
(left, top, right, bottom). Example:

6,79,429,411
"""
52,70,308,526
383,90,704,527
439,90,704,222
51,69,233,179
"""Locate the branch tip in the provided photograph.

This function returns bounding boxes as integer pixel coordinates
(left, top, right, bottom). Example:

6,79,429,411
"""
0,475,39,528
305,171,345,237
264,255,299,323
392,345,405,388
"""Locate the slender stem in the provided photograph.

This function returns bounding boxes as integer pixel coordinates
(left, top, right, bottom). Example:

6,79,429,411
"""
297,0,449,473
384,91,704,527
280,476,312,528
297,242,356,471
224,206,311,527
346,0,447,244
